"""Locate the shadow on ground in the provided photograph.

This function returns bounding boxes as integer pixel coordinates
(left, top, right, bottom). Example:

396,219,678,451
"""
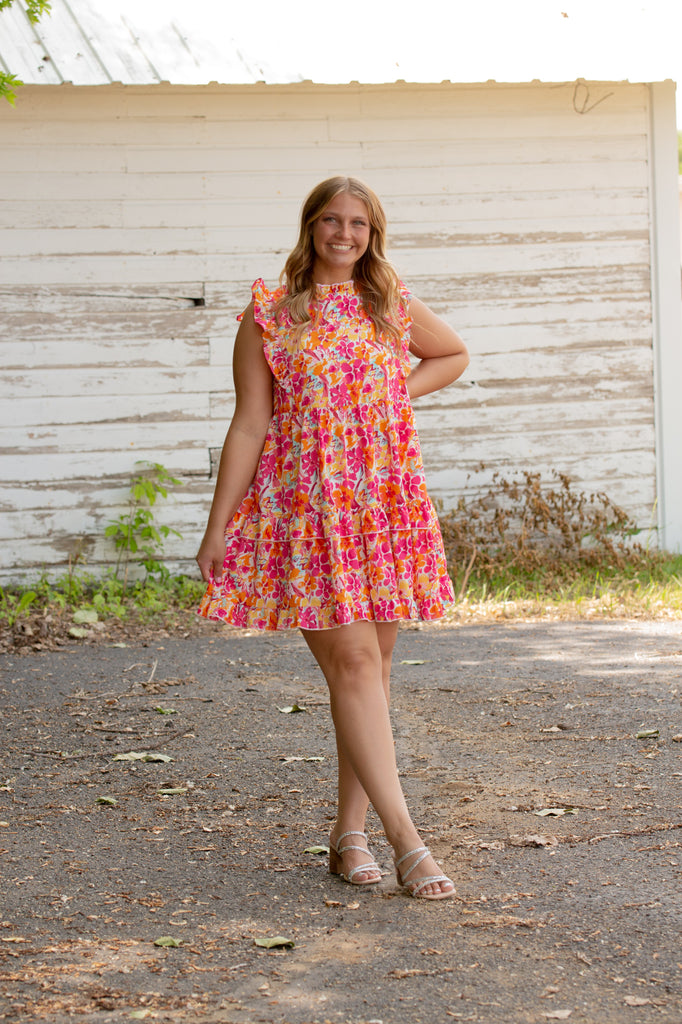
1,619,681,1023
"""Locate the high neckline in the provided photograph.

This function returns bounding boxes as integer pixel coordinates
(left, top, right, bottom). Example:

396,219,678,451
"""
314,279,356,292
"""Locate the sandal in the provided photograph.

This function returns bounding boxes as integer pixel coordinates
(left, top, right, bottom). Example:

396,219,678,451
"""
329,830,382,886
394,846,455,901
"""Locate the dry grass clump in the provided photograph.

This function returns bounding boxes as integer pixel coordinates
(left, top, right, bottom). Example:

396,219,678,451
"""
439,470,661,601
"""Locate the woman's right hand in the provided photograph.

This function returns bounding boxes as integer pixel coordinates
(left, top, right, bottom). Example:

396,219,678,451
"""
196,529,227,584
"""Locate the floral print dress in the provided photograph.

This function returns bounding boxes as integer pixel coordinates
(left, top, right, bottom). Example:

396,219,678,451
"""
198,278,454,631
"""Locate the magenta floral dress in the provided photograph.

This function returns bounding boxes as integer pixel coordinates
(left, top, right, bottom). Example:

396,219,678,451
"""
198,278,454,630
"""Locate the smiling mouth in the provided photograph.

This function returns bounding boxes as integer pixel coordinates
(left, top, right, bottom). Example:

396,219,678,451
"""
329,244,353,251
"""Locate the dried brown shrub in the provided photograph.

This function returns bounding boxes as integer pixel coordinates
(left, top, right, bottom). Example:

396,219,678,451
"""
439,470,652,597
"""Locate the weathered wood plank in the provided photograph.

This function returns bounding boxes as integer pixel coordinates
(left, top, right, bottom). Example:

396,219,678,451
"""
2,393,209,428
1,191,651,233
0,448,209,482
0,418,211,453
2,223,653,260
2,81,646,122
0,367,211,398
0,247,652,288
1,335,209,368
0,283,206,312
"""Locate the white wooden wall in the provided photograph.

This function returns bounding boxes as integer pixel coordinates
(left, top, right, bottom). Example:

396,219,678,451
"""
0,81,659,580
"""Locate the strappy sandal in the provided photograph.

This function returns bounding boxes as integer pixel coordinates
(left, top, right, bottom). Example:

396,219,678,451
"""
329,830,382,886
394,846,455,901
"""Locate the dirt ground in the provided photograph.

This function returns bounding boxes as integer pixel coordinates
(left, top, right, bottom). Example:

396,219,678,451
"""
0,618,681,1024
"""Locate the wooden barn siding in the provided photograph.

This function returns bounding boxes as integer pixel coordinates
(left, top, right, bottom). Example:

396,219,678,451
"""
0,81,656,579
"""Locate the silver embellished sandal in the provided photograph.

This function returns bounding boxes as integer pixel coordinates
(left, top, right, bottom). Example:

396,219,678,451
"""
394,846,455,900
329,830,382,886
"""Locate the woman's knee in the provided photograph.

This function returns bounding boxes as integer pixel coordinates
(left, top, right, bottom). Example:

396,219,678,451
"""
330,643,381,683
303,623,382,687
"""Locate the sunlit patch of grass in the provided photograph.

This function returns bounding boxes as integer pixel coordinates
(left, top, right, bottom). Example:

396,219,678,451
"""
439,469,682,621
441,559,682,623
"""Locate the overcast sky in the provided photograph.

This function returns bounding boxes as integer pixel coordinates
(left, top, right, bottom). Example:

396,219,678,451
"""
92,0,681,123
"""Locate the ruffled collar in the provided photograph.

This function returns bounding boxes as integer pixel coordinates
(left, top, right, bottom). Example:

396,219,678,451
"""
314,279,357,294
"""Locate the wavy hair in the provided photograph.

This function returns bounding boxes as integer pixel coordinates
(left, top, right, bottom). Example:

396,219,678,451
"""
275,176,403,341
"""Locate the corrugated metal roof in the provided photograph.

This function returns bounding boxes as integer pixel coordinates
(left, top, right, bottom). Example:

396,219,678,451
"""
1,0,680,89
0,0,281,85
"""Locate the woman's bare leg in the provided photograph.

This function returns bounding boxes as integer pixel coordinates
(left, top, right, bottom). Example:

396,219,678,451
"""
327,622,397,881
301,620,453,897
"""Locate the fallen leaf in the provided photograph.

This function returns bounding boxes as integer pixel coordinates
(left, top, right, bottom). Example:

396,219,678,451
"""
304,845,329,855
73,608,98,624
542,1012,571,1021
324,899,342,907
534,807,577,817
277,704,307,714
68,626,90,639
129,1012,153,1020
513,835,559,848
400,659,427,665
672,734,682,743
157,788,187,796
635,729,659,740
155,706,178,715
96,796,118,806
281,755,324,763
114,751,173,763
153,936,182,947
254,936,295,949
624,996,651,1007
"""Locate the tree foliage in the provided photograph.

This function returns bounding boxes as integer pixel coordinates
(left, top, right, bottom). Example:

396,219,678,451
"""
0,0,51,105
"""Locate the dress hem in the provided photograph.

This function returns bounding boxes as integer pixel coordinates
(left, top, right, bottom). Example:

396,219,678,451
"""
196,605,453,633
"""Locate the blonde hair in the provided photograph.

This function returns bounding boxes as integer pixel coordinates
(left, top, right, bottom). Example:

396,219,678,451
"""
275,176,403,341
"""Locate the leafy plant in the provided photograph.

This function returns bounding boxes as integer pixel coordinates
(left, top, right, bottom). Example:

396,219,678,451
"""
0,0,52,105
105,462,183,585
0,586,37,625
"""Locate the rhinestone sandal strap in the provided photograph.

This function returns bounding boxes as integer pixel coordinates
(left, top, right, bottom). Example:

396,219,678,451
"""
346,861,381,882
409,874,453,896
394,845,428,870
397,848,430,881
336,830,367,845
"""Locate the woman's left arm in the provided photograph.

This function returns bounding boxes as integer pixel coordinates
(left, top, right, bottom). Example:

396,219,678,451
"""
406,296,469,400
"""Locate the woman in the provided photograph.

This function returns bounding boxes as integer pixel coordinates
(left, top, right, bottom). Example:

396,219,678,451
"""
197,176,469,899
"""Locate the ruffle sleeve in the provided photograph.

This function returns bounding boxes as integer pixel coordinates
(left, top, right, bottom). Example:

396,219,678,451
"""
237,278,290,382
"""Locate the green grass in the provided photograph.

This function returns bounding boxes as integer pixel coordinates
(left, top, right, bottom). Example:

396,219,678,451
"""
0,569,206,638
444,555,682,621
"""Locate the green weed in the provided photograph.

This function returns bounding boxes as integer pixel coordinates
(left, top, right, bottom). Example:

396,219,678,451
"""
105,461,183,586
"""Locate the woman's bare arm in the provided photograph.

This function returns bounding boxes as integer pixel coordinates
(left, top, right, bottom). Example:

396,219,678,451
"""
406,296,469,399
196,303,273,584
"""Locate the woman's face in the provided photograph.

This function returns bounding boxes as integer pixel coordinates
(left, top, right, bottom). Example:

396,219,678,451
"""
311,193,371,283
